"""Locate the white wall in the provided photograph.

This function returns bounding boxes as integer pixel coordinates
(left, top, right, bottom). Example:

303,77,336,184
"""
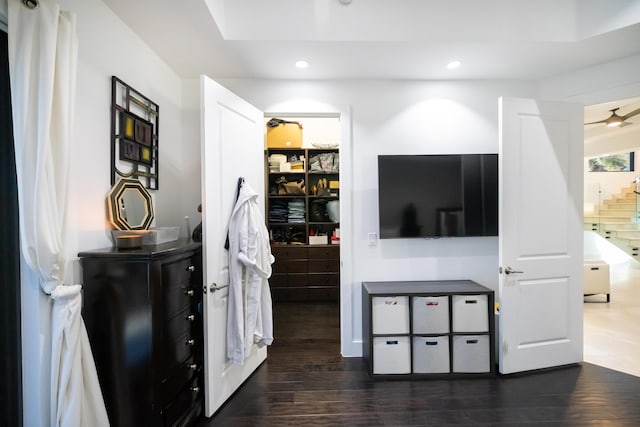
214,78,536,355
18,0,199,425
585,128,640,158
538,53,640,105
539,53,640,217
63,0,194,257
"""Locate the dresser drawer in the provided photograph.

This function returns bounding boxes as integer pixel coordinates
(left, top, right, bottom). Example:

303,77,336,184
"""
163,281,197,319
164,306,199,344
273,259,307,273
308,246,339,259
307,273,339,287
167,399,202,427
308,259,339,273
268,273,288,287
162,329,199,371
307,287,339,301
161,354,201,406
270,288,308,301
270,273,308,288
162,257,197,290
163,375,202,427
271,245,307,260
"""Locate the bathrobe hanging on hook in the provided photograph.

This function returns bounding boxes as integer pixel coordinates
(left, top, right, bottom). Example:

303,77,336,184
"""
226,179,275,365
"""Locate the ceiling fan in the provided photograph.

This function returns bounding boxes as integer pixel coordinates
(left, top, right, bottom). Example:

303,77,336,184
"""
585,106,640,128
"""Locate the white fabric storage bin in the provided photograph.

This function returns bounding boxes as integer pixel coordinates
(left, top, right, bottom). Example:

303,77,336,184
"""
412,336,450,373
452,294,488,332
452,335,490,373
373,336,411,374
372,296,409,334
412,296,450,334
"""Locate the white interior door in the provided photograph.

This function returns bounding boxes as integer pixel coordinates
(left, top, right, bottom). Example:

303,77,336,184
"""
498,96,584,375
200,76,266,415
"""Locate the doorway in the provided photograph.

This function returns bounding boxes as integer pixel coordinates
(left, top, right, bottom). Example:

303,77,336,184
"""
264,114,344,357
582,96,640,377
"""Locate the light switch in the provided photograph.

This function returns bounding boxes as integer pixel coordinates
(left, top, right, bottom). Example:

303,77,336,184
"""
368,232,378,246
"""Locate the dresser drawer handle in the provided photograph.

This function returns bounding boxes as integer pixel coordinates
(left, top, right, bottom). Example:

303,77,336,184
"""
190,386,200,393
185,289,195,297
186,314,195,322
188,363,198,370
186,339,195,346
187,265,195,272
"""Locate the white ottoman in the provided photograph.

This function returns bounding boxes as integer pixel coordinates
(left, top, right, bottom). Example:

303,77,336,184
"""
584,260,610,302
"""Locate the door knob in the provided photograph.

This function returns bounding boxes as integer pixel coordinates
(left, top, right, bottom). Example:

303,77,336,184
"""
209,283,230,293
504,266,523,275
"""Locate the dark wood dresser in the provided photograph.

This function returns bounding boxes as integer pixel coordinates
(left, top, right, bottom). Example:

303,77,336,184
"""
79,239,203,427
270,244,340,301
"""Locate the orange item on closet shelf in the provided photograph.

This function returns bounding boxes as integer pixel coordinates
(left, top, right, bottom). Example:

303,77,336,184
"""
266,121,303,148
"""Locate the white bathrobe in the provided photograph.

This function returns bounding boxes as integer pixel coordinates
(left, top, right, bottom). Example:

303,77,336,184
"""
226,182,275,365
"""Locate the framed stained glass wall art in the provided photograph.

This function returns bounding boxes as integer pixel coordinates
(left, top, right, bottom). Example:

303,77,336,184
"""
110,76,159,189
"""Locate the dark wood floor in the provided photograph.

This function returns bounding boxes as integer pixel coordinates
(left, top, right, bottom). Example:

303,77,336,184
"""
200,302,640,426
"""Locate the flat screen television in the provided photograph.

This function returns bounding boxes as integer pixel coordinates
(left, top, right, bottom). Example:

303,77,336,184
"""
377,154,498,239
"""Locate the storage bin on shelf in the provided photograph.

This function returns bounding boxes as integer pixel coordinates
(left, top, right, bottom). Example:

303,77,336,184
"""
452,335,491,373
373,336,411,374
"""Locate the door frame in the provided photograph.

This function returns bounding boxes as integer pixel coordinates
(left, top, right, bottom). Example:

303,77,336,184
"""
264,109,355,356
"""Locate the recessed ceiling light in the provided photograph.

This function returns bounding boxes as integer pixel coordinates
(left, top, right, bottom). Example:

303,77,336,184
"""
447,60,462,69
295,60,309,69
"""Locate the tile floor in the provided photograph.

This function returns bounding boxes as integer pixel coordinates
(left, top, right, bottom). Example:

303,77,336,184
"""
583,259,640,377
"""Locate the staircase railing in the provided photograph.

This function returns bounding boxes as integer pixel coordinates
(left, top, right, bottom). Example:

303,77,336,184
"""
585,179,640,258
634,177,640,224
584,182,615,235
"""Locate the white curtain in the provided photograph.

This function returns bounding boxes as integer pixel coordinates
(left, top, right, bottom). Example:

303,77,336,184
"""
8,1,109,426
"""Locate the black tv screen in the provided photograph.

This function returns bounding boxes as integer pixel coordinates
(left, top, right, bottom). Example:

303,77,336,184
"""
378,154,498,239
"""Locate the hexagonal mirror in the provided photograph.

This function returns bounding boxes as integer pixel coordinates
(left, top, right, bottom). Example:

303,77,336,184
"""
107,178,154,230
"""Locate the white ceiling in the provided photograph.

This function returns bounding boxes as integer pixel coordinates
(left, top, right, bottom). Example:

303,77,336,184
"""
102,0,640,143
102,0,640,81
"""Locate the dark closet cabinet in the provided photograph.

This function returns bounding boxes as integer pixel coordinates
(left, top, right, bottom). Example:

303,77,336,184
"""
266,147,340,302
79,239,203,427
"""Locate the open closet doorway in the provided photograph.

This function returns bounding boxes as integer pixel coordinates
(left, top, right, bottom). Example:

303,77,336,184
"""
263,113,347,360
582,95,640,377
